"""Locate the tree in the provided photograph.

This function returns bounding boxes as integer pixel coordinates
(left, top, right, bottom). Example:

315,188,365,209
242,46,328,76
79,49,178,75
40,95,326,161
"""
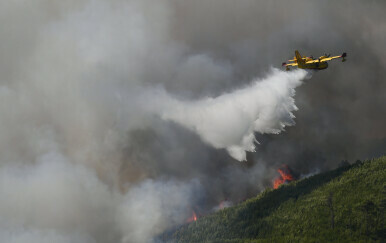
327,192,335,229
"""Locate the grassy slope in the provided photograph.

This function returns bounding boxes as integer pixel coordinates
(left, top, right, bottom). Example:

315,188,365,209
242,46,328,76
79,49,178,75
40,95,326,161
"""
168,156,386,243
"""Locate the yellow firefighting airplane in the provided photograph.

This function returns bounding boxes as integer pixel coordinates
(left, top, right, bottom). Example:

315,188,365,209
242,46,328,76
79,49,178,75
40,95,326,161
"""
282,50,346,71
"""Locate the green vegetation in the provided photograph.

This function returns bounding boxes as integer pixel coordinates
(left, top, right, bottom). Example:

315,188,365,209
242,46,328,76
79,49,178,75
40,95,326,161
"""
165,156,386,242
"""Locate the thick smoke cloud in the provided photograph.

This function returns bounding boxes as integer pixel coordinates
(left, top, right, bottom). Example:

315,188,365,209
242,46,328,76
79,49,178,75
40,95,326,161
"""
0,157,200,242
0,0,385,242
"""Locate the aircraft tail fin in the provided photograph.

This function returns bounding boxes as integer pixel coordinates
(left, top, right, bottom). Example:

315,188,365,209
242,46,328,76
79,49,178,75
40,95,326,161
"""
341,52,347,62
295,50,305,64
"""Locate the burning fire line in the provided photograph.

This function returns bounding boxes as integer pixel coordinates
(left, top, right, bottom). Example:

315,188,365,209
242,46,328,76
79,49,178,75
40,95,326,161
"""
185,165,296,225
273,164,296,189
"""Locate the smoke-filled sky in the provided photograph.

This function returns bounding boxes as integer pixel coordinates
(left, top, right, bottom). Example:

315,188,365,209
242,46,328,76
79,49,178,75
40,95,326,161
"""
0,0,385,242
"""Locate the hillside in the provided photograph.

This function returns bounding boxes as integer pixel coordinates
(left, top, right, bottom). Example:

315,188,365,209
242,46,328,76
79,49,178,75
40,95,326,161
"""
163,156,386,242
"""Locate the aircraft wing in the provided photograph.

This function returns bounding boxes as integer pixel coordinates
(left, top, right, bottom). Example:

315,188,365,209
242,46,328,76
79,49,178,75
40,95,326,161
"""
305,59,320,63
319,55,343,62
288,57,309,62
307,53,347,63
282,62,298,67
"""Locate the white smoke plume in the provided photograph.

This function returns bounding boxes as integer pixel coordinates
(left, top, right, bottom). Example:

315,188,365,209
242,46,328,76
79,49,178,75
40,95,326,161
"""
0,155,201,243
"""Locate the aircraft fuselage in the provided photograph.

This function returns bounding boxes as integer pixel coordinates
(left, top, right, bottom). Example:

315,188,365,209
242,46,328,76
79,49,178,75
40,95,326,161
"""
298,61,328,70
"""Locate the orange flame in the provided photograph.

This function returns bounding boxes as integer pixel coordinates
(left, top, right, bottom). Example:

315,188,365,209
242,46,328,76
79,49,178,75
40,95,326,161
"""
273,165,295,189
186,211,197,223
